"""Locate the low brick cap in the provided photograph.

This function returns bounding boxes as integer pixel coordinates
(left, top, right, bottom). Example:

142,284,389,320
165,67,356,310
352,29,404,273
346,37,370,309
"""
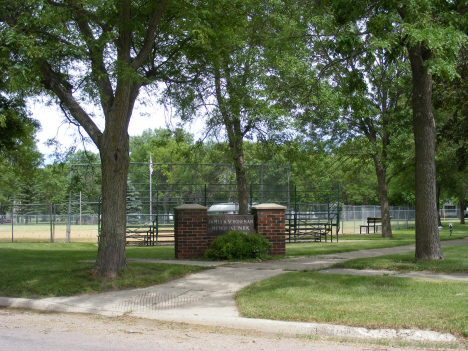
174,204,208,210
250,203,287,210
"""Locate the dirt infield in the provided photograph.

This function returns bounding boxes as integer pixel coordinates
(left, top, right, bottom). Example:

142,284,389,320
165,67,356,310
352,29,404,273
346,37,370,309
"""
0,224,99,243
0,224,177,244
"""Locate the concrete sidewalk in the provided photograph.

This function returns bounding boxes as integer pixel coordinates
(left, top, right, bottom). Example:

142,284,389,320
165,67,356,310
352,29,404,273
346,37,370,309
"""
1,238,467,343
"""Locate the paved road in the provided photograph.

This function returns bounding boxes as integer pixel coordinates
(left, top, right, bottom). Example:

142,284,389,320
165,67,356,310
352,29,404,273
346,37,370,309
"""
0,309,433,351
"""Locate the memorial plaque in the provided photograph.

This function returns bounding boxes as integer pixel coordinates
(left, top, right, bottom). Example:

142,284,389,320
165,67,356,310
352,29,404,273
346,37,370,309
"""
207,215,255,237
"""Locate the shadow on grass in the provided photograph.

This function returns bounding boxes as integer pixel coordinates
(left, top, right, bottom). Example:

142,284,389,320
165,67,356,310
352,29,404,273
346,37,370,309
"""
0,243,202,298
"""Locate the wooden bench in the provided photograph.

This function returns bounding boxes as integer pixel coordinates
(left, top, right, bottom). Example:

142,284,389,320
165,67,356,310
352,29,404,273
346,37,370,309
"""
360,217,381,234
286,217,333,242
125,223,156,246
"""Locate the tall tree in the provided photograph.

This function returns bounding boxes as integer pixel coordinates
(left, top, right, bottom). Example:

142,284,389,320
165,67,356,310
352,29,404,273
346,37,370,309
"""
164,0,292,214
302,39,414,238
321,0,467,260
394,1,466,260
1,0,200,277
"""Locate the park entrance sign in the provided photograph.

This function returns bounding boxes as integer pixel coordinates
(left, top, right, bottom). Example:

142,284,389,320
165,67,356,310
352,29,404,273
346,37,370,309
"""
207,215,254,237
174,203,286,259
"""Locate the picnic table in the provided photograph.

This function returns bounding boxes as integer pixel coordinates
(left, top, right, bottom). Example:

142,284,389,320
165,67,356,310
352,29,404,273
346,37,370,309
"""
360,217,381,234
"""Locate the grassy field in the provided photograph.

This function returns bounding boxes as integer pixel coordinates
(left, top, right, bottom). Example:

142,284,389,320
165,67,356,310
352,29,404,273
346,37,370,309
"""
286,233,414,256
1,219,463,246
286,221,468,257
0,243,207,298
237,223,468,338
236,271,468,336
339,218,416,234
0,223,176,243
333,244,468,273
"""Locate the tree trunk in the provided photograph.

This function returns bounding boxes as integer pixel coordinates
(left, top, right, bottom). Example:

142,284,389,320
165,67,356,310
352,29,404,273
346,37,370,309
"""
407,43,443,261
234,155,249,215
372,156,393,238
436,185,442,226
229,136,249,215
213,63,249,215
459,197,465,224
93,125,130,278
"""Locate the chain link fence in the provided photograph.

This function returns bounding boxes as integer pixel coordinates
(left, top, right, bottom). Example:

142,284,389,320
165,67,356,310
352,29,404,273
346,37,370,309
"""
0,203,100,243
340,205,415,234
1,178,419,242
1,203,417,242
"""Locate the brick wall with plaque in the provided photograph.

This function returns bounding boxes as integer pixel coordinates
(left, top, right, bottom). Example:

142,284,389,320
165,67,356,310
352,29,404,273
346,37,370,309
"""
173,203,285,259
207,215,254,245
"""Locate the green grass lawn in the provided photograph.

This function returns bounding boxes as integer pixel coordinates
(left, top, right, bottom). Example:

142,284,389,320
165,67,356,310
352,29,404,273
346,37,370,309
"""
126,245,175,259
0,243,206,298
333,244,468,273
285,230,416,257
237,224,468,337
286,236,413,256
285,223,468,257
236,272,468,336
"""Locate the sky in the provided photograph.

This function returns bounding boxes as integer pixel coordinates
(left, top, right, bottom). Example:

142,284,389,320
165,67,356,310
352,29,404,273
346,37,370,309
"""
30,98,193,162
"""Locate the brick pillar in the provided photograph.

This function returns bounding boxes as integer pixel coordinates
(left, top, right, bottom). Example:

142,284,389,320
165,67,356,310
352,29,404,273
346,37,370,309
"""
251,203,286,256
174,204,208,259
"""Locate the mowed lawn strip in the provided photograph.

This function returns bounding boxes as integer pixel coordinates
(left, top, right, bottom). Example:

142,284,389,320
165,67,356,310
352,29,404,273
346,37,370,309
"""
286,230,417,257
236,272,468,336
286,238,414,257
239,227,468,337
286,224,468,257
0,243,208,298
125,245,175,259
332,244,468,273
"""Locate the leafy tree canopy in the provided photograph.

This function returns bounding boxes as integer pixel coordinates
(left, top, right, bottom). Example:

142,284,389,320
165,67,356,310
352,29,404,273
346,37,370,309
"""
0,93,41,166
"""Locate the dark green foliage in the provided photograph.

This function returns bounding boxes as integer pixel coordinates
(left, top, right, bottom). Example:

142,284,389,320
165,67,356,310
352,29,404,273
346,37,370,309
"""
0,93,42,206
126,181,142,223
0,94,39,157
205,231,271,261
436,46,468,172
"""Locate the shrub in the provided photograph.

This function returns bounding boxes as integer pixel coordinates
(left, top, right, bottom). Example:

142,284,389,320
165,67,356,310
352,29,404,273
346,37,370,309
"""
205,231,271,261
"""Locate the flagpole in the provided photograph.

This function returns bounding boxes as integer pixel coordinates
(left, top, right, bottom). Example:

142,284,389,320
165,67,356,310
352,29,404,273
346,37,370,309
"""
149,154,153,222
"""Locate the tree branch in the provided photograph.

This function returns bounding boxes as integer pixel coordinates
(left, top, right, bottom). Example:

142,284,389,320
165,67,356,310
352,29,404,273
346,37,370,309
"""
144,35,193,82
387,164,413,184
68,1,115,116
39,60,102,147
131,0,168,70
46,0,112,33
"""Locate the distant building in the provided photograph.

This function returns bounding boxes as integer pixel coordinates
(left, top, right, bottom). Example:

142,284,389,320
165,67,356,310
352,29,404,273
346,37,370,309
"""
440,202,460,218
